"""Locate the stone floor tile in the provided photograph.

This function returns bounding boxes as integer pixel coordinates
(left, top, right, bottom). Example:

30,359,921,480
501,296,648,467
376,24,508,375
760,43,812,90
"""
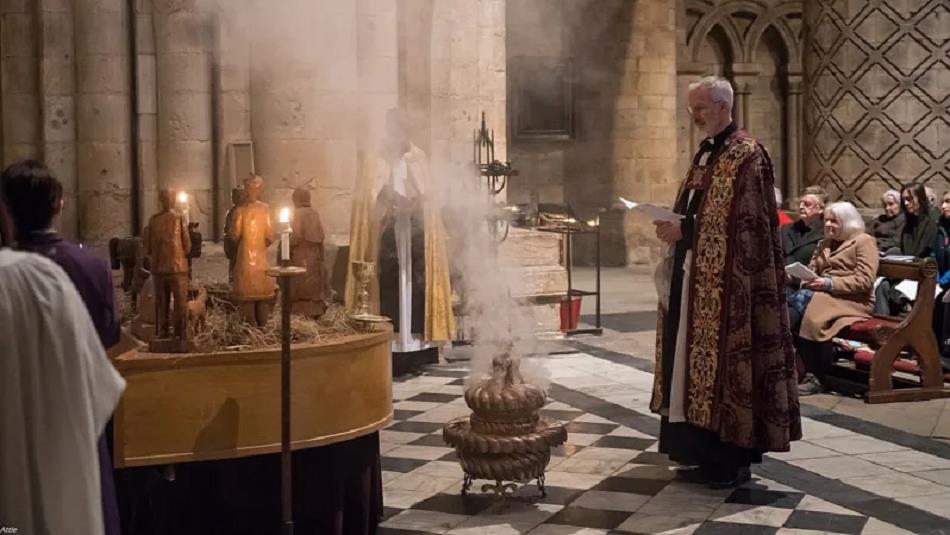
858,517,916,534
613,512,702,534
566,433,611,447
788,456,894,480
782,510,868,535
858,450,950,473
387,445,455,461
542,471,609,490
612,463,677,481
412,493,496,516
895,491,950,518
767,441,840,461
569,446,641,463
724,488,804,509
914,468,950,486
589,436,654,450
384,489,441,509
572,413,617,424
799,419,857,440
394,400,446,412
553,457,629,476
385,473,461,494
381,509,471,534
605,426,654,439
809,435,908,455
593,476,671,496
709,504,793,527
566,422,621,435
447,516,533,534
478,502,563,526
843,471,949,498
410,433,453,447
412,460,466,478
542,506,632,530
794,495,862,516
382,456,431,473
526,525,608,535
381,430,428,444
569,489,650,512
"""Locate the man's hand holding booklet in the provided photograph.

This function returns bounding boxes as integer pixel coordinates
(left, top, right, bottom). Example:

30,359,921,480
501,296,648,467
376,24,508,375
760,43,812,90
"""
618,196,683,223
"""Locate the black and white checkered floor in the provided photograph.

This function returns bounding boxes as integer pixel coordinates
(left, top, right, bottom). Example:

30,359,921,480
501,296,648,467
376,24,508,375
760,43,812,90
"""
378,351,950,535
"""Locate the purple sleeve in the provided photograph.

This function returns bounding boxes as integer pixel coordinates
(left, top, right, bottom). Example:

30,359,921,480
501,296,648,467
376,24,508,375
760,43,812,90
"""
97,257,121,349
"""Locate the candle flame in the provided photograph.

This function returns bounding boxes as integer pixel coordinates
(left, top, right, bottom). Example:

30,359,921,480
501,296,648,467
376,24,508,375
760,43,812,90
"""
587,219,598,227
177,191,188,204
279,207,291,223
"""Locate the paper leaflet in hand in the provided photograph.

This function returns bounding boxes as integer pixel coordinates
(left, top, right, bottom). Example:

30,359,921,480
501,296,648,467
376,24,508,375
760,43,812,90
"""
785,262,818,280
618,197,683,223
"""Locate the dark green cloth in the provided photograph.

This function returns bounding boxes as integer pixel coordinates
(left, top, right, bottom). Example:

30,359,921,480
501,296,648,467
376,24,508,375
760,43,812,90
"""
901,210,938,258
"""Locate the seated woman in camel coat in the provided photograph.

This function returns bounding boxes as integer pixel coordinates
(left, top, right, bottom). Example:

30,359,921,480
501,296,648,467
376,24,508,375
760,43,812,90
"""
793,201,879,395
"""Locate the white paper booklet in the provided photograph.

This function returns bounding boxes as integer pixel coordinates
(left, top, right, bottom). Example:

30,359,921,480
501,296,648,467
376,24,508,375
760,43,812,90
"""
785,262,818,280
618,197,683,223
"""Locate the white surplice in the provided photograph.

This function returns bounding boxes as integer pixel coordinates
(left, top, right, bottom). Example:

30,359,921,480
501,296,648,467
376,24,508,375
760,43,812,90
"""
0,250,126,535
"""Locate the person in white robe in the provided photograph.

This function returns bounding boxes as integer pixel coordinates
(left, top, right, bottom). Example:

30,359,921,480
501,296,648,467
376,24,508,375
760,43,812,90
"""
0,249,126,535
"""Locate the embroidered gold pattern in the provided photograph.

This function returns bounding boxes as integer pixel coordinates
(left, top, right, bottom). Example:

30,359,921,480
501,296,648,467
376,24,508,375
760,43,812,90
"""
650,307,665,412
685,139,757,428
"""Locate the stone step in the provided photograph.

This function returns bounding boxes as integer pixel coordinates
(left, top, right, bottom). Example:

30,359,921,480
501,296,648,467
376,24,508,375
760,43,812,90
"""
504,265,568,298
498,227,563,268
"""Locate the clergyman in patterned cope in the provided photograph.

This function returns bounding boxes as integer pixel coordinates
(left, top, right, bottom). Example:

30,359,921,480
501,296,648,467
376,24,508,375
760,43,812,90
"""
650,76,802,488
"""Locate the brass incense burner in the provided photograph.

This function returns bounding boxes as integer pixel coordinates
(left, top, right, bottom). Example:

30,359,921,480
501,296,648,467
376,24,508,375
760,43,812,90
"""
443,350,567,498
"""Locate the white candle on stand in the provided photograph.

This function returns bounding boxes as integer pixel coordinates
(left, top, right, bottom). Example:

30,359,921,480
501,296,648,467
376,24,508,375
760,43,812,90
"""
177,191,189,226
278,207,291,263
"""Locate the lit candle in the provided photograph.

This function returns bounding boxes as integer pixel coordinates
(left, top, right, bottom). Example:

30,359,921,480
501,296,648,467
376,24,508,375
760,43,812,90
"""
278,207,291,263
177,191,189,226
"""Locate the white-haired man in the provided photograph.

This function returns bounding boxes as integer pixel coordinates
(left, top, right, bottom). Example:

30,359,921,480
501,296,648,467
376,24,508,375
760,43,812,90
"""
651,76,801,487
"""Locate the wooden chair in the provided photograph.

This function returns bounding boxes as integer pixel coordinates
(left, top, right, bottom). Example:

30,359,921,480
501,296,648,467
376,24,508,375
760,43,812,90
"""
835,258,950,403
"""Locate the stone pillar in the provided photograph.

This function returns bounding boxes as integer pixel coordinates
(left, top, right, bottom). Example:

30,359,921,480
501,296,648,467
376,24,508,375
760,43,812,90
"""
804,0,950,206
38,0,78,238
154,0,213,233
134,0,159,231
214,3,252,240
250,0,361,235
729,63,758,131
75,0,134,241
357,0,399,162
429,0,506,185
614,0,678,265
2,2,41,162
784,65,803,205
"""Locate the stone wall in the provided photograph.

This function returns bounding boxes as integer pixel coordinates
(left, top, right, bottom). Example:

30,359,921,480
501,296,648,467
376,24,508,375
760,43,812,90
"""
506,0,678,266
0,0,501,245
803,1,950,207
676,0,804,207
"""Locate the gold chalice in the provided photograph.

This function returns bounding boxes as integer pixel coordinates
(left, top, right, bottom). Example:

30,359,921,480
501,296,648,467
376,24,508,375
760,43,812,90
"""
349,260,389,326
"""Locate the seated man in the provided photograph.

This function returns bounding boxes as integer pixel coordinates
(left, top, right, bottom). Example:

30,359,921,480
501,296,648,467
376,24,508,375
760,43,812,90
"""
782,185,826,267
0,160,122,535
788,201,879,395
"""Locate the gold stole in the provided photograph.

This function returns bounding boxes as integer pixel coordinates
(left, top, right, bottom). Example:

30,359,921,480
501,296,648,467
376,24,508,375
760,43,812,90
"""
649,138,758,422
684,138,757,427
345,148,456,342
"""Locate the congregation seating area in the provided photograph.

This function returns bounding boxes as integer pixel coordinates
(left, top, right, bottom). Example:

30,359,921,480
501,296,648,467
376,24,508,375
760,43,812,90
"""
828,257,950,403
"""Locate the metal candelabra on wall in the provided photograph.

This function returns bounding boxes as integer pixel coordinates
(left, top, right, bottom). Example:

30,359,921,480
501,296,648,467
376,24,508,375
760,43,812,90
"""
473,111,519,243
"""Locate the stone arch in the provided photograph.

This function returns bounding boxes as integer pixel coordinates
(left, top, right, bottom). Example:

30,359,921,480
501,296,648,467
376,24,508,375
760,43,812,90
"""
677,0,804,204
